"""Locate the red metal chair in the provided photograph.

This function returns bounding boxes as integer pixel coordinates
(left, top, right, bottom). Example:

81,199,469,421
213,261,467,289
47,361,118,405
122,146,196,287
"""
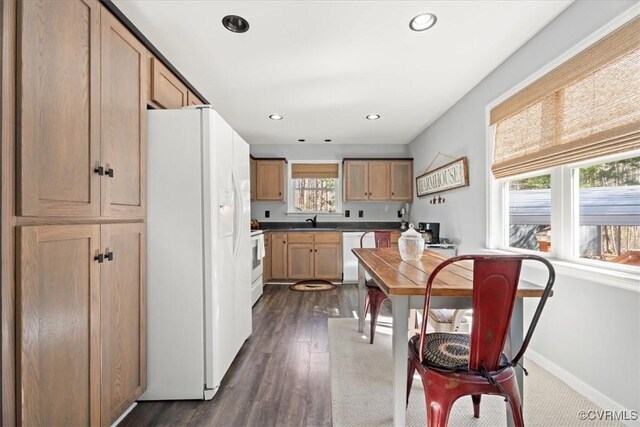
407,254,555,427
360,231,397,344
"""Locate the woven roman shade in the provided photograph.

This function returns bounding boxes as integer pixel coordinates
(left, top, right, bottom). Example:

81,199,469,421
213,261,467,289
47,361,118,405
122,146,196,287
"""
291,163,339,179
491,16,640,179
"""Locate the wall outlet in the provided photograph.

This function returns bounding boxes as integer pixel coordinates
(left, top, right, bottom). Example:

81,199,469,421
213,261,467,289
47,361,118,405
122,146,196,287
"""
358,210,364,218
397,210,402,218
345,210,350,218
265,210,270,218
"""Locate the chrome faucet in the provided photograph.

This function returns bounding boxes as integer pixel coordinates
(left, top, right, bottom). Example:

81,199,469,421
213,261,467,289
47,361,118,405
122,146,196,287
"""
306,215,318,228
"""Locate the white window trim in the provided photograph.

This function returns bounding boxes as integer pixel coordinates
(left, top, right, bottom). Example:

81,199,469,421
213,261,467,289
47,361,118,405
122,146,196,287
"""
286,160,343,215
485,8,640,291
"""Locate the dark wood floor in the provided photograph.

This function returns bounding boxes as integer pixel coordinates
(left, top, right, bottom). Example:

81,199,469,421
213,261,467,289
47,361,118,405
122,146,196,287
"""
121,283,359,427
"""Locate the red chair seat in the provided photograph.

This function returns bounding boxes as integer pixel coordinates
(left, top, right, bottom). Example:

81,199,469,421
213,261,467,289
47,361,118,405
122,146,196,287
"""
410,333,509,371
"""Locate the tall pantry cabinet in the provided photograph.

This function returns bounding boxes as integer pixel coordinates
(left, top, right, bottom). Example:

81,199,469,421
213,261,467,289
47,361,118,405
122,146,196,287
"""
14,1,147,425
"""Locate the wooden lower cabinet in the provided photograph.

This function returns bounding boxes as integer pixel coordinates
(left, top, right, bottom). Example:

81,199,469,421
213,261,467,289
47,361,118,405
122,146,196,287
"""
263,233,272,281
266,232,342,281
101,223,146,425
314,243,342,279
16,223,146,426
270,232,288,279
17,225,102,426
287,243,314,279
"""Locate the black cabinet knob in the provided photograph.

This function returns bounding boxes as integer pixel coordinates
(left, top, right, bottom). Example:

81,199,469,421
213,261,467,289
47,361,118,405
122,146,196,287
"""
105,251,114,261
94,166,104,176
106,168,114,178
94,254,104,263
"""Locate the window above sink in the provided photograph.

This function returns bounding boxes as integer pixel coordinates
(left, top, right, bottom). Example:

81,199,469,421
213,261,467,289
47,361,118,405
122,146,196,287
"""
287,161,343,215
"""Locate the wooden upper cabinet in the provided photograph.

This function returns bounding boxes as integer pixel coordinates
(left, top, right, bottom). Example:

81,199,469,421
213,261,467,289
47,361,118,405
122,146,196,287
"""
17,0,101,217
344,159,413,201
250,158,257,201
256,160,285,201
187,90,203,106
101,223,146,425
149,57,188,109
270,232,288,279
368,161,391,200
17,225,101,426
344,161,369,201
390,160,413,201
101,9,147,219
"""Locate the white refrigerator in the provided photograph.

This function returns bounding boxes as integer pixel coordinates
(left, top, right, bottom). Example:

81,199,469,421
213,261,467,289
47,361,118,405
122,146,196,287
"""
141,106,252,400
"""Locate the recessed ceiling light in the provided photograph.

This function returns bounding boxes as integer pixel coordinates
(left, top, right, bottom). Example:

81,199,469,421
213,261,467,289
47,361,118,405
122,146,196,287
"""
324,139,332,143
409,13,437,31
222,15,250,33
298,139,306,143
366,114,380,120
269,114,283,120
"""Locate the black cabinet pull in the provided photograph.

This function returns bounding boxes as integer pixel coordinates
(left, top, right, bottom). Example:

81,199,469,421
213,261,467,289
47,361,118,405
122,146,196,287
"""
309,249,312,253
105,168,114,178
315,249,318,252
94,254,104,263
94,166,104,176
105,251,114,261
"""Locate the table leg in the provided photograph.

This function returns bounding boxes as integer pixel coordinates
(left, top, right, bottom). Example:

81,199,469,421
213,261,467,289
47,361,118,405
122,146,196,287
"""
391,295,409,427
357,263,366,333
506,298,524,427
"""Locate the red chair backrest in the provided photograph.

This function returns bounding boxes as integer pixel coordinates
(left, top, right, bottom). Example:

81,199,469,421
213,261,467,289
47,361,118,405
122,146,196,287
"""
418,254,555,371
360,230,396,249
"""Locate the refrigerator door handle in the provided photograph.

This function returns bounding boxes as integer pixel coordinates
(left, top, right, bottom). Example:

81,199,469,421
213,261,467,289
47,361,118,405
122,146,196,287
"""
232,169,243,259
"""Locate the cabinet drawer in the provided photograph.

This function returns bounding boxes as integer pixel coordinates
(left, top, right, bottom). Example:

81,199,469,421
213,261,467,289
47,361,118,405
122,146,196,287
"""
315,232,341,243
288,233,315,243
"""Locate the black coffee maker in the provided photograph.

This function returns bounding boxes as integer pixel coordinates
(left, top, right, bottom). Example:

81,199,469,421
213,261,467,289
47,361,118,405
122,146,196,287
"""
418,222,440,244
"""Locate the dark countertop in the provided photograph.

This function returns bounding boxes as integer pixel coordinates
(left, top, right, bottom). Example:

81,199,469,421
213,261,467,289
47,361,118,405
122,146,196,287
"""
256,221,403,232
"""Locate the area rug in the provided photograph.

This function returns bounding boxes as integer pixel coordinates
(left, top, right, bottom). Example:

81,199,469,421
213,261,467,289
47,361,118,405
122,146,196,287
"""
328,318,622,427
289,279,337,292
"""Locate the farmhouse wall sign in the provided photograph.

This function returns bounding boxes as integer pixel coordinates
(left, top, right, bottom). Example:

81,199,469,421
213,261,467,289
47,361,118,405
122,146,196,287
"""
416,156,469,197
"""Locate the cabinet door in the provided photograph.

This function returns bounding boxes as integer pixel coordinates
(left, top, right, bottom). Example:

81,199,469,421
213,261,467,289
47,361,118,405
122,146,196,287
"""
270,232,288,279
390,161,413,201
17,225,101,426
250,158,257,201
187,90,203,106
314,243,342,280
368,161,391,200
149,57,188,109
256,160,285,201
101,223,146,425
101,9,147,218
17,0,101,217
344,161,368,201
287,243,314,279
263,233,272,281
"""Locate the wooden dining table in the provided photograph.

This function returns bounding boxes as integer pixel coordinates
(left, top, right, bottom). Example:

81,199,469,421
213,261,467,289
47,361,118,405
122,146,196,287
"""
352,247,550,427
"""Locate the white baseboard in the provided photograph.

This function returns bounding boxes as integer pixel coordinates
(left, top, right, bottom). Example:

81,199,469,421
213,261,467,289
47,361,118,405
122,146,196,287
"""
527,349,639,427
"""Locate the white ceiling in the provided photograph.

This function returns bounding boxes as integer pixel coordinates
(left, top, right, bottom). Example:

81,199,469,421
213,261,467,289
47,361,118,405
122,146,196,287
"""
114,0,572,145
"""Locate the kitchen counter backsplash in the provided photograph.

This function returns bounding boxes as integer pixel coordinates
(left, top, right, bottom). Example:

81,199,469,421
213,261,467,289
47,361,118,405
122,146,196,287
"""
257,221,402,231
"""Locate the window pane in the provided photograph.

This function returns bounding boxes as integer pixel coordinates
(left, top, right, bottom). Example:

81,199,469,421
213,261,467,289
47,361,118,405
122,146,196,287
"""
577,156,640,266
508,174,551,251
293,178,337,212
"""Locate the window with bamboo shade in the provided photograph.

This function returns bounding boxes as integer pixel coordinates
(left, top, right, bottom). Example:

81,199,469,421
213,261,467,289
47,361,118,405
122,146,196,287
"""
290,163,340,213
489,15,640,274
491,16,640,179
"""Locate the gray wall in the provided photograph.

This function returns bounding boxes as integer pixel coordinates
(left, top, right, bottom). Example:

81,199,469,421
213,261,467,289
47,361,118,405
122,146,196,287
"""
408,0,639,413
250,144,412,223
